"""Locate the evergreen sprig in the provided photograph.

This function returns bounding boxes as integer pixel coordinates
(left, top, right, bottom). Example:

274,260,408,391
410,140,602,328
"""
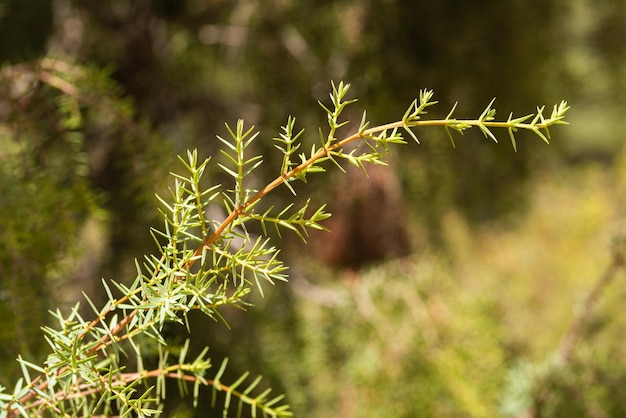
401,89,570,151
0,80,568,417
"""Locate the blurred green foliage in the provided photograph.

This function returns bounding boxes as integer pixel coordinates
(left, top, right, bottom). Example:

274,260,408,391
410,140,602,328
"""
0,61,93,383
1,0,626,416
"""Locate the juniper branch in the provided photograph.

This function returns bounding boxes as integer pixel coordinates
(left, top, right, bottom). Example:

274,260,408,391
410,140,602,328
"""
1,79,568,417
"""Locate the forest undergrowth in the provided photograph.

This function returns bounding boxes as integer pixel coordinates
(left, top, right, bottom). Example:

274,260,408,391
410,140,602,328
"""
254,155,626,417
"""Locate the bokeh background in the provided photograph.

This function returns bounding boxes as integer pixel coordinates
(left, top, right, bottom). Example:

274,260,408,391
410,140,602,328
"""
2,1,626,416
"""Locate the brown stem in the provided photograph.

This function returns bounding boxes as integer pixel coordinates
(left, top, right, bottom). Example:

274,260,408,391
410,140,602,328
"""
556,250,625,366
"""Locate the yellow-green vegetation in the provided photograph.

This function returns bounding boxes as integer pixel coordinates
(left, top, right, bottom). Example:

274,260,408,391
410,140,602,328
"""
257,152,626,417
444,163,621,360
